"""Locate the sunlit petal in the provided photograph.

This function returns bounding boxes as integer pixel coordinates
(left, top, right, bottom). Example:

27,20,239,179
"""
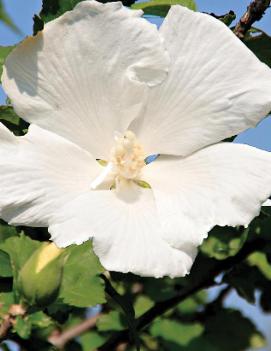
142,143,271,251
131,6,271,156
0,123,101,226
49,183,194,278
2,1,169,159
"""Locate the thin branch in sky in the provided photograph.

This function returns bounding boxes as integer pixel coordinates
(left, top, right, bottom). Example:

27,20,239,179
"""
234,0,271,39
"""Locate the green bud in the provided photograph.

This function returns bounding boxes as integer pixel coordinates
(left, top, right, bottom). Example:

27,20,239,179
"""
18,243,66,307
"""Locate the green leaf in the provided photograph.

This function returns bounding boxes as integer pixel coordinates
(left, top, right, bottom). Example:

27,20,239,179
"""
244,28,271,67
219,11,236,26
177,291,206,314
200,226,248,260
15,319,31,339
0,235,41,280
132,0,196,17
134,295,154,317
29,311,54,329
209,11,236,27
248,252,271,279
13,316,32,339
59,241,105,307
0,46,14,80
0,221,18,242
0,291,15,314
250,333,266,349
150,319,203,346
97,311,125,332
0,235,42,299
0,105,20,125
37,0,84,25
35,0,137,30
28,311,56,339
80,331,106,351
0,0,20,32
0,105,28,136
0,250,12,277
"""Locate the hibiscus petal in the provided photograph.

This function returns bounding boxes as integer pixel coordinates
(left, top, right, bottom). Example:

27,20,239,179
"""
142,143,271,251
0,123,101,226
49,183,194,278
131,5,271,156
2,1,169,160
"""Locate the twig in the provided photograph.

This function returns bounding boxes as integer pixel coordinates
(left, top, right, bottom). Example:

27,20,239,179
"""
97,238,266,350
208,11,236,26
48,314,100,349
234,0,270,39
0,304,26,340
0,315,13,339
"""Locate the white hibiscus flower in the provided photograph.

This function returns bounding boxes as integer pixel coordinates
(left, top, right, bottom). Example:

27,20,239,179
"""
1,1,271,278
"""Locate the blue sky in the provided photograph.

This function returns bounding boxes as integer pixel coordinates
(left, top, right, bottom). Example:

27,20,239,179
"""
0,1,271,350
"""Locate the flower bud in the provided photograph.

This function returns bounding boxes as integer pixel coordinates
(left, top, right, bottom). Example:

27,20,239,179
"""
18,243,66,307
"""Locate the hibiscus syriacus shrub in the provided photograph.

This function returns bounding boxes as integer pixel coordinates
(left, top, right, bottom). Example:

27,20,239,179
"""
1,0,271,350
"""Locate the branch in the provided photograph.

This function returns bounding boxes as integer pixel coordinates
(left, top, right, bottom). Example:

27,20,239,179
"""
0,304,26,340
0,315,13,339
48,314,100,349
234,0,270,39
98,238,266,351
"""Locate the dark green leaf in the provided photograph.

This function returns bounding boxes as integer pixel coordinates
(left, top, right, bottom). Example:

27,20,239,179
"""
132,0,196,17
209,11,236,26
59,241,105,307
0,250,12,277
0,342,13,351
36,0,137,30
65,340,83,351
33,14,44,35
223,263,259,303
244,28,271,67
0,105,28,135
38,0,83,24
259,283,271,312
0,105,19,125
200,226,248,260
202,309,265,351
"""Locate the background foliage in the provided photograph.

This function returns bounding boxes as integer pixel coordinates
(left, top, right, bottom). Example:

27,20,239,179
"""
0,0,271,350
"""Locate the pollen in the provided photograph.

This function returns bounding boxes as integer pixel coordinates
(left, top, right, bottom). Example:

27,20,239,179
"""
110,130,146,181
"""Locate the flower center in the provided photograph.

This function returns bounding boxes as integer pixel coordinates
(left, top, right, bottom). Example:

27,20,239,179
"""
110,130,145,181
91,131,146,190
